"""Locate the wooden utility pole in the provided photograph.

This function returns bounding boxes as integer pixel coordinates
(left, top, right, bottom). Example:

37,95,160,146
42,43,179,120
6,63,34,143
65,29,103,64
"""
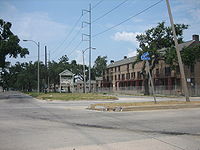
166,0,190,102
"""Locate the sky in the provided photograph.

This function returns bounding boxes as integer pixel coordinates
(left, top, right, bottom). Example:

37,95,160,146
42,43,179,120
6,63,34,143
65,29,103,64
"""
0,0,200,66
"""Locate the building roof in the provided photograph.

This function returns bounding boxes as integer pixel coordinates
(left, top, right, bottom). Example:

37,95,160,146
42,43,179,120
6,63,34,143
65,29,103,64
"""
179,40,194,50
107,40,198,68
107,56,136,68
59,69,73,76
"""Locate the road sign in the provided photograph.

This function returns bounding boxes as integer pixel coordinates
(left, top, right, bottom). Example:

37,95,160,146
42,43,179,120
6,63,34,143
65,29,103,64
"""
141,52,150,60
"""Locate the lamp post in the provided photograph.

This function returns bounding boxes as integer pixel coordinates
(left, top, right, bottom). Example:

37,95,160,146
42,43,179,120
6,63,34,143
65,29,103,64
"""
23,40,40,93
82,47,96,93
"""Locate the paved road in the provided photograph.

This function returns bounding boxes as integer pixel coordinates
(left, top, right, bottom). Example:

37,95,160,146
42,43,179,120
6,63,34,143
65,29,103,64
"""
0,91,200,150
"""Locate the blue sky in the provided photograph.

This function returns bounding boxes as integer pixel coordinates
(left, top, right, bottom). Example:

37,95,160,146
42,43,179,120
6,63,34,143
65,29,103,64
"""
0,0,200,66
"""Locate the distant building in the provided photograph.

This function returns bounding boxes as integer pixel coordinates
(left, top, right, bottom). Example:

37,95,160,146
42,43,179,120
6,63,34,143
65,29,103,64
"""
103,35,200,95
59,69,74,93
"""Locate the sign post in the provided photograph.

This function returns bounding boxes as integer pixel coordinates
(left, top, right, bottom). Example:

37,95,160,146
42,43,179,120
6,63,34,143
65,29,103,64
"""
141,52,157,103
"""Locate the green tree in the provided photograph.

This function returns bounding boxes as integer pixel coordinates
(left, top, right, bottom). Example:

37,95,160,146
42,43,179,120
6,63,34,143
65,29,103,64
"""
49,61,63,91
133,22,188,95
93,56,107,78
0,19,29,68
7,62,38,91
0,19,29,90
165,44,200,68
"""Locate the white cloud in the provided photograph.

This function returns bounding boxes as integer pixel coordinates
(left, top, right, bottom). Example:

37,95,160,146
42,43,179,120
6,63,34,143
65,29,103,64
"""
127,48,137,57
174,0,200,22
112,31,141,45
0,2,69,45
0,2,72,63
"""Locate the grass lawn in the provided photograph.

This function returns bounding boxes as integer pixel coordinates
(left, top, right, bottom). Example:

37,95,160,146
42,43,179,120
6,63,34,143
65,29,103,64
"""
26,92,118,101
90,100,200,110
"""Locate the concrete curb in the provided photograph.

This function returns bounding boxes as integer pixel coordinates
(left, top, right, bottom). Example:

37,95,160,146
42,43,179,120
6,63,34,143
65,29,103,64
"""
90,104,200,112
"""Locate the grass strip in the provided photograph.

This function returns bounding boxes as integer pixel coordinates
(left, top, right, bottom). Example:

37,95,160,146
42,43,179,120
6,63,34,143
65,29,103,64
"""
25,92,118,101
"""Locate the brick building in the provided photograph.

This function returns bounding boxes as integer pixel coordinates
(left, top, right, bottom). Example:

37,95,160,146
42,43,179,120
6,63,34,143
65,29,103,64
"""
103,35,200,95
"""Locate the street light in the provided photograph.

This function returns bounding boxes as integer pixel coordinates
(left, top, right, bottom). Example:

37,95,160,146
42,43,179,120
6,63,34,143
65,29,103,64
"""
82,47,96,93
23,40,40,93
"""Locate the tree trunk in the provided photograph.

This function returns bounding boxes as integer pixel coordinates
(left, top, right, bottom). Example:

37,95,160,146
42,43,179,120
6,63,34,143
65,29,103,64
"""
53,83,56,92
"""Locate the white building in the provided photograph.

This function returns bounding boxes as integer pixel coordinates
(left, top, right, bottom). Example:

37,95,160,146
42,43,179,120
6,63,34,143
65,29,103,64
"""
59,69,74,93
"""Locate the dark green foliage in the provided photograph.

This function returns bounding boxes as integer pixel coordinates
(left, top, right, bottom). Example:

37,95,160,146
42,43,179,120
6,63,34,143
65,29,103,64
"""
164,47,178,70
136,22,188,50
133,22,189,95
6,54,107,91
93,56,107,77
182,45,200,66
0,19,29,68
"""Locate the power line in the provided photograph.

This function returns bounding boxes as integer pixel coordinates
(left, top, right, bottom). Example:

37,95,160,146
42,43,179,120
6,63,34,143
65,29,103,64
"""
52,26,82,60
92,0,129,23
93,0,164,37
68,40,83,57
63,27,82,52
92,0,105,9
51,14,83,55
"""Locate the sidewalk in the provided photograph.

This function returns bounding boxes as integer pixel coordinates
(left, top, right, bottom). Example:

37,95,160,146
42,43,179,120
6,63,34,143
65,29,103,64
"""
116,95,200,103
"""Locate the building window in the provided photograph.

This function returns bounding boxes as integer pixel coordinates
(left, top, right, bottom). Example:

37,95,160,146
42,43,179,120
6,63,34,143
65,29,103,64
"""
106,69,109,74
131,72,136,79
115,75,117,80
131,72,133,78
190,65,194,73
111,76,113,81
115,67,117,72
165,67,171,76
127,64,129,71
107,76,109,82
137,72,141,79
122,74,125,80
126,73,130,80
118,66,120,72
118,74,120,80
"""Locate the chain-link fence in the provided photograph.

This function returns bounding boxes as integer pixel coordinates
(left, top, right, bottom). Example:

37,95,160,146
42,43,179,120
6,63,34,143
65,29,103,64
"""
92,85,200,96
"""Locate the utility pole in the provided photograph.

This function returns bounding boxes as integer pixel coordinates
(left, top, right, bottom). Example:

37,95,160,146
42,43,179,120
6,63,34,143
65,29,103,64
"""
165,0,190,102
48,50,50,92
89,4,92,93
82,3,92,92
45,46,47,93
82,50,86,93
38,42,40,93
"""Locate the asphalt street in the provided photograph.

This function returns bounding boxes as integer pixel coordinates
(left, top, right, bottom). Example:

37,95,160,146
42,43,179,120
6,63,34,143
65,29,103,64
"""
0,91,200,150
